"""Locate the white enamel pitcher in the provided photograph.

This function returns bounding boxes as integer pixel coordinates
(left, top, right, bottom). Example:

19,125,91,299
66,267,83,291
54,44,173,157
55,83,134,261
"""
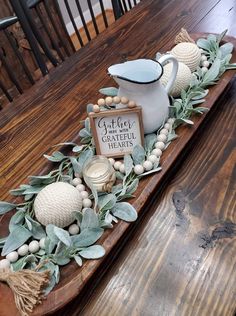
108,56,178,134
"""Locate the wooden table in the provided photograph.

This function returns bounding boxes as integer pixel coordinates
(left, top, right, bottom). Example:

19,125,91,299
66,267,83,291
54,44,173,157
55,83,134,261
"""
0,0,235,315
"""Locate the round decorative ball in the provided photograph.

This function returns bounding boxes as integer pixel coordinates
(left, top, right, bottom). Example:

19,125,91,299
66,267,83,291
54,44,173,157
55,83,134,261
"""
80,191,89,199
72,177,82,186
93,104,100,113
108,158,115,166
68,223,80,235
151,148,162,157
6,251,19,263
134,164,144,175
34,182,82,228
143,160,153,171
155,142,165,150
171,43,201,72
201,66,208,74
160,62,192,97
18,244,29,257
29,240,40,253
119,163,125,174
39,237,46,249
157,134,167,142
147,155,158,164
114,161,122,170
82,198,92,208
0,259,10,269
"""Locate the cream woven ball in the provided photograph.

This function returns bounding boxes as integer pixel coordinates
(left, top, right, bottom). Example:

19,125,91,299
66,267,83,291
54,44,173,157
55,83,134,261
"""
160,62,192,97
171,42,201,72
34,182,82,228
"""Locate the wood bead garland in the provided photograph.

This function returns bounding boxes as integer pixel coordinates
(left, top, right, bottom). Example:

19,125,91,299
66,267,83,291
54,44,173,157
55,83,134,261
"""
92,96,137,113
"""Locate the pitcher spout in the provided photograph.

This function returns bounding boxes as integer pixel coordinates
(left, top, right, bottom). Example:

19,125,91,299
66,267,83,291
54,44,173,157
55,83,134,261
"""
108,59,163,85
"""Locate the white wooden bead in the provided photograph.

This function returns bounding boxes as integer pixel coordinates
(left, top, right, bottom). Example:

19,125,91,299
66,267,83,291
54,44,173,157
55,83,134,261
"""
128,100,136,108
147,155,158,163
0,259,10,269
202,60,209,68
108,158,115,166
114,161,122,170
93,104,100,113
120,96,129,104
201,67,208,74
76,184,85,192
29,240,40,253
6,251,19,263
119,163,125,174
97,98,105,106
113,96,121,104
82,198,92,208
80,191,89,199
201,55,207,61
155,141,165,150
143,160,153,171
39,237,46,249
199,48,204,53
157,134,167,142
68,223,80,235
151,148,162,157
18,244,29,257
160,128,169,136
72,178,82,186
134,164,144,175
105,96,113,105
164,123,170,129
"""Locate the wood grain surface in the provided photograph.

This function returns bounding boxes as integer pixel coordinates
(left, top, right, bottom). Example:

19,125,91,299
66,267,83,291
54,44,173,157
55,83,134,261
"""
0,0,235,315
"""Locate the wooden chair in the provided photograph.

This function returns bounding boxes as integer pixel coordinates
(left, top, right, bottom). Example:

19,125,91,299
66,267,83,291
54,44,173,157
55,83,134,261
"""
21,0,121,58
0,16,35,103
115,0,140,17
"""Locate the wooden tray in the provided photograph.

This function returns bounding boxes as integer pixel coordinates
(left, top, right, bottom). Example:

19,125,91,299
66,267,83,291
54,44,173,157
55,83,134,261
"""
1,33,236,316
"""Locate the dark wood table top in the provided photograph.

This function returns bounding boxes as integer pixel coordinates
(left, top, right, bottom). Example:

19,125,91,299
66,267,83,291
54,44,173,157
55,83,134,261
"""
0,0,235,315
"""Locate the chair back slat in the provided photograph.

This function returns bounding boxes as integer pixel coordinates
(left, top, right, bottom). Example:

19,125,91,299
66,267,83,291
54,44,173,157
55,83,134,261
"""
75,0,91,42
52,0,76,53
64,0,84,47
87,0,99,36
99,0,108,28
3,28,35,84
0,79,13,103
43,1,70,59
0,49,23,94
35,5,65,61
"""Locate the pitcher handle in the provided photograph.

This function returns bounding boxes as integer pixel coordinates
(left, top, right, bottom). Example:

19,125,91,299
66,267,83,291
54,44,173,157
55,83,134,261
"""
158,54,178,94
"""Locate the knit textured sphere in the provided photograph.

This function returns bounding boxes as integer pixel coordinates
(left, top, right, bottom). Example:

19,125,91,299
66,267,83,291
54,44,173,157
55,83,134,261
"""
34,182,82,228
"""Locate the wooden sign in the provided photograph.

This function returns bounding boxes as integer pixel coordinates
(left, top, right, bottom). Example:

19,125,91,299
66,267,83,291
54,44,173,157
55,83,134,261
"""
89,107,144,158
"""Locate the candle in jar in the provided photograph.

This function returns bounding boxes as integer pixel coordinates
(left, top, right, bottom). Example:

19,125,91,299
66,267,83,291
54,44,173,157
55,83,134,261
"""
86,162,109,178
83,156,116,192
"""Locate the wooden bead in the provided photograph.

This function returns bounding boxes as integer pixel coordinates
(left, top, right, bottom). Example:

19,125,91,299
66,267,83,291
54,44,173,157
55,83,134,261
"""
143,160,153,171
157,134,167,142
93,104,100,113
128,100,136,108
160,128,169,136
105,96,113,105
134,164,144,175
164,123,170,129
201,55,207,61
97,98,105,106
201,67,208,74
202,60,209,68
120,96,129,104
119,163,125,174
155,141,165,150
151,148,162,157
113,96,121,104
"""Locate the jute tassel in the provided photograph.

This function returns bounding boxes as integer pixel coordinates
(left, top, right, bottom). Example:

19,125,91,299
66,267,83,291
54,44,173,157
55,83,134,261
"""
175,28,195,44
0,267,50,316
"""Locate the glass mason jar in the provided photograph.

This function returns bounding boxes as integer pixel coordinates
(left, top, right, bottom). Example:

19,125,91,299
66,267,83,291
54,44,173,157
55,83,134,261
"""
82,156,116,192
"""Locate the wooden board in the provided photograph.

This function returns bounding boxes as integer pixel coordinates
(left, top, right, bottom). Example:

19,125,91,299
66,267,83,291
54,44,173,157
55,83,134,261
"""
0,33,235,316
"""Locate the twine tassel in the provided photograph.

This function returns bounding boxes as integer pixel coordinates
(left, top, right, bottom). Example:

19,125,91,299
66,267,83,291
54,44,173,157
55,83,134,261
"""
175,28,195,44
0,268,50,316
